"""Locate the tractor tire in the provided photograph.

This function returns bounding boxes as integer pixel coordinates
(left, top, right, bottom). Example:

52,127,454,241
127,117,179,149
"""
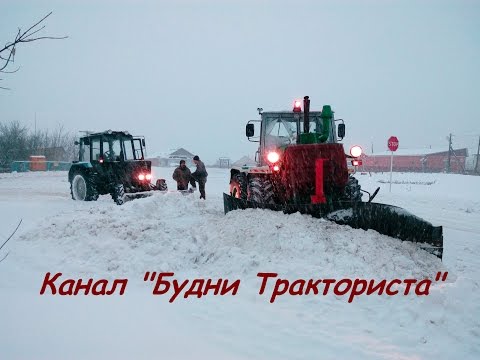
230,172,247,201
344,176,363,202
112,184,126,205
70,172,99,201
248,176,275,205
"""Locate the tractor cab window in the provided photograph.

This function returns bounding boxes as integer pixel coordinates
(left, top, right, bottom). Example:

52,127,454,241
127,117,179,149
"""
123,139,135,160
299,115,333,142
79,140,91,162
300,116,323,134
102,138,122,161
133,139,144,160
264,117,298,148
91,138,101,161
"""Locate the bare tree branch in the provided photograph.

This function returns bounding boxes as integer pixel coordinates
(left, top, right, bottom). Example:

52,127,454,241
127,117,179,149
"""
0,79,11,90
0,12,67,86
0,219,22,264
0,66,20,74
0,219,22,252
0,252,9,263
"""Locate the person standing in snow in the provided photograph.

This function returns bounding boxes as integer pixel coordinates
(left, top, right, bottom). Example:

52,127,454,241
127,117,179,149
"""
172,160,192,191
190,155,208,200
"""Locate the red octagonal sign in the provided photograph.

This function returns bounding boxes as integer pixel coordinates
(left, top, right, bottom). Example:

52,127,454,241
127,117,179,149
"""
388,136,399,152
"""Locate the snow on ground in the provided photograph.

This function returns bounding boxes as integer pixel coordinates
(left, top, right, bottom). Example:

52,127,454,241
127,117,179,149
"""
0,169,479,359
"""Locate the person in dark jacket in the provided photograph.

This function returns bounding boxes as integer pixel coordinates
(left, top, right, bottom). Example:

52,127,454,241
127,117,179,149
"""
190,155,208,199
172,160,192,191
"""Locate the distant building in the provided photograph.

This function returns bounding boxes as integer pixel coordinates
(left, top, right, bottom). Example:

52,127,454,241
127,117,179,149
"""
169,148,195,160
147,147,195,167
362,148,468,173
36,147,68,161
210,157,231,168
231,156,257,168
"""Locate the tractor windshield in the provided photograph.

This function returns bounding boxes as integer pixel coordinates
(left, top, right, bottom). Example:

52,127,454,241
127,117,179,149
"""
263,113,326,148
102,138,122,161
123,138,144,160
264,115,298,148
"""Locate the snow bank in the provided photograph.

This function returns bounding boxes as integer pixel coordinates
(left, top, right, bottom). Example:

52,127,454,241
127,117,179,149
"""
14,190,445,283
1,170,479,360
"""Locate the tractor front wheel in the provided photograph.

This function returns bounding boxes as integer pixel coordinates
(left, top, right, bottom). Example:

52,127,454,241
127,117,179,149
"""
230,172,247,201
111,184,126,205
248,176,275,204
344,176,363,202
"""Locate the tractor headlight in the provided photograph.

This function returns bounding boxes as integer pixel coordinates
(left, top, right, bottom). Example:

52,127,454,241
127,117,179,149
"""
267,151,280,163
350,145,362,158
138,174,145,181
146,174,152,180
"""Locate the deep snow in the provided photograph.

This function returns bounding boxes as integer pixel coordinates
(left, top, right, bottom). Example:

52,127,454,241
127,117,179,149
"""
0,169,479,359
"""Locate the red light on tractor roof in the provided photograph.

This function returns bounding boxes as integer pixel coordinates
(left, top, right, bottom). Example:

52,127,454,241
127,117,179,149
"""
293,100,302,112
350,145,362,158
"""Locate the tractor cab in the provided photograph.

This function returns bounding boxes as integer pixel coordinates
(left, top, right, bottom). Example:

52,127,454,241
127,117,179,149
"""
259,110,338,166
77,131,145,163
69,130,166,205
246,97,351,170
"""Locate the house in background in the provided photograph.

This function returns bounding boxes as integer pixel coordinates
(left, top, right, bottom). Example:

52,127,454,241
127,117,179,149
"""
146,148,195,167
231,156,257,168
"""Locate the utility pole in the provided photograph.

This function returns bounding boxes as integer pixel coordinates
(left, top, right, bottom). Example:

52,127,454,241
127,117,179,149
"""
34,112,37,154
475,135,480,174
447,133,452,173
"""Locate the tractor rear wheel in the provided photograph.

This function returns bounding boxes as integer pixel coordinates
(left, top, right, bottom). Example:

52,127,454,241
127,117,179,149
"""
230,172,247,201
70,173,99,201
112,184,126,205
248,176,275,204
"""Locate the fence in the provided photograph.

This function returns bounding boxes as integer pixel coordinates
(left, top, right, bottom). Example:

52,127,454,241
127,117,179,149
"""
10,161,72,172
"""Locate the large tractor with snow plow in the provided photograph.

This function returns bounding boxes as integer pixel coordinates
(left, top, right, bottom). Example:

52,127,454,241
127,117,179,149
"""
224,96,444,259
69,130,167,205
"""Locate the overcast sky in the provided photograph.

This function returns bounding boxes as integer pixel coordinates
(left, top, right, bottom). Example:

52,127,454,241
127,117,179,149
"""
1,0,479,163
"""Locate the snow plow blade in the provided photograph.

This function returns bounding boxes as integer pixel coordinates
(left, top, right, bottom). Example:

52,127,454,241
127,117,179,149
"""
123,189,194,202
223,193,443,259
123,191,156,202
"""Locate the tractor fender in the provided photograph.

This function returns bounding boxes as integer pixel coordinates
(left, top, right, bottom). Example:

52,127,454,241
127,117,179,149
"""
230,165,271,176
230,165,252,174
68,162,93,182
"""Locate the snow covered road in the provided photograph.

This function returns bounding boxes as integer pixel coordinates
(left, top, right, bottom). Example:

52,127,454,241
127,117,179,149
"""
0,169,479,359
